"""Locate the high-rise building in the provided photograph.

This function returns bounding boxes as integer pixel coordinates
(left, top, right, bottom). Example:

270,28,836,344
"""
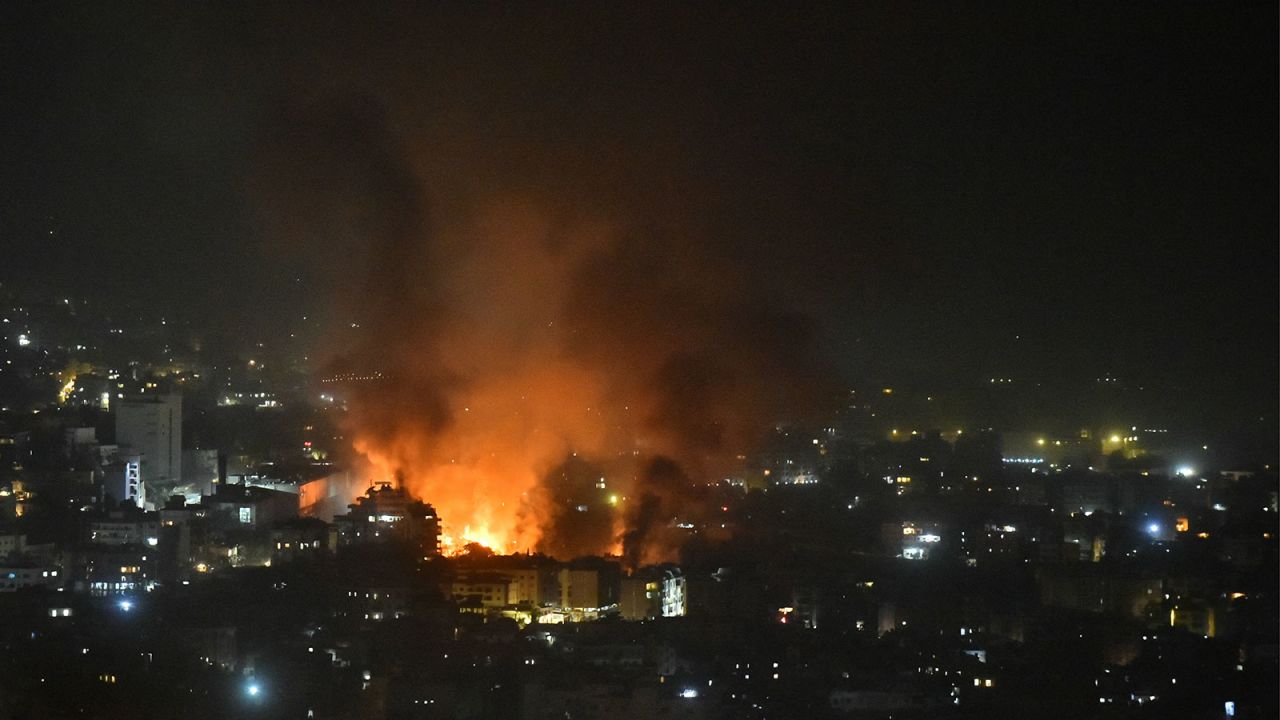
115,393,182,505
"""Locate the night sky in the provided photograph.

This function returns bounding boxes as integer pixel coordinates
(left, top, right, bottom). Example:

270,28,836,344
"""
2,3,1276,430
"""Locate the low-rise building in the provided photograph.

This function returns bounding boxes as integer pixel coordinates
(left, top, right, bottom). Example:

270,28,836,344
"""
450,572,517,608
0,565,62,592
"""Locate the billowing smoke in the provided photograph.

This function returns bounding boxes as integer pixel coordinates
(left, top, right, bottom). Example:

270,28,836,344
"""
620,457,706,570
254,94,834,564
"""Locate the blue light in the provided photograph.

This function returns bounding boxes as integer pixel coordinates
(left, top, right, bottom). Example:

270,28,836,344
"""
247,682,261,697
118,600,133,612
1146,523,1160,536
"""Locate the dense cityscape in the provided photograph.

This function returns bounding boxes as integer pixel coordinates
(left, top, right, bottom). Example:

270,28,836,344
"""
2,3,1276,719
0,282,1274,719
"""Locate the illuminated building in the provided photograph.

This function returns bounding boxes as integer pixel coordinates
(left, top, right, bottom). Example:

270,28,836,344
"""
88,507,160,546
76,544,153,596
0,565,62,592
450,572,517,607
1100,431,1143,461
1169,602,1217,637
338,585,413,622
181,448,220,495
884,521,943,560
201,483,298,531
271,517,330,562
620,571,661,620
102,452,145,509
115,392,183,504
299,470,367,520
613,565,684,619
332,481,441,557
661,567,687,617
502,564,553,606
556,558,621,612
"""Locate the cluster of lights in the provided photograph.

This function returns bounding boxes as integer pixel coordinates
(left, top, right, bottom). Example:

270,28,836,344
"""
320,372,385,383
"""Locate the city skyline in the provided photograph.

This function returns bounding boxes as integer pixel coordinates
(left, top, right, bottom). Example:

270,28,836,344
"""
0,3,1275,719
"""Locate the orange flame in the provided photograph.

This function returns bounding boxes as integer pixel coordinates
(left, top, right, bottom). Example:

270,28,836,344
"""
336,199,829,562
350,349,617,555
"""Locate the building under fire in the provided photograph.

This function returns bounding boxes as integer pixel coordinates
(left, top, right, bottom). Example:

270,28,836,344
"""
332,481,442,557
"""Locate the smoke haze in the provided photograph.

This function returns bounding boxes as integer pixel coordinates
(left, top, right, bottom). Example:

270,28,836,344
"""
254,92,835,562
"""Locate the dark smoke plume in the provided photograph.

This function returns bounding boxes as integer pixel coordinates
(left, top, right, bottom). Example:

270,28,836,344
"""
253,92,837,561
620,457,709,570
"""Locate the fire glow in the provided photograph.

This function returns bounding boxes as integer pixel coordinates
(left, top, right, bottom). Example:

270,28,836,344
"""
331,197,829,562
264,107,831,563
350,351,623,557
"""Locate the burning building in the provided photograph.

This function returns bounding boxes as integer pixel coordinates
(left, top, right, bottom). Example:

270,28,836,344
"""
332,481,442,557
258,95,835,565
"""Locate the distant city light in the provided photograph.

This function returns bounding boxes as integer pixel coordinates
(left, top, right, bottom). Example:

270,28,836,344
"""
0,10,1267,717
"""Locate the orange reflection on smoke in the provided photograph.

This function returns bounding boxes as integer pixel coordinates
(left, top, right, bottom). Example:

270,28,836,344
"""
440,524,508,556
347,346,624,557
